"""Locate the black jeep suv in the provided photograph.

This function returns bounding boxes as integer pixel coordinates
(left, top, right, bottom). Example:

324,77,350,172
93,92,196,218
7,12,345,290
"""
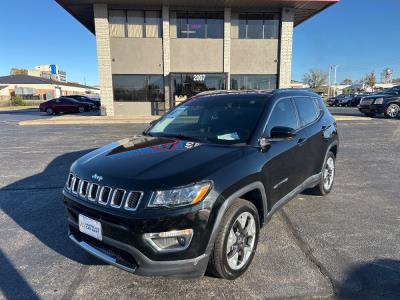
64,89,339,280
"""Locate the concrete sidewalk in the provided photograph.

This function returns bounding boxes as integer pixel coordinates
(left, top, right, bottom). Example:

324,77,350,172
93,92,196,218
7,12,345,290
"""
18,114,371,126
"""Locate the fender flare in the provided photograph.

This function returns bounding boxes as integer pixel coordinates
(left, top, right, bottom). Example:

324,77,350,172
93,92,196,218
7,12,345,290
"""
321,140,339,171
205,181,267,255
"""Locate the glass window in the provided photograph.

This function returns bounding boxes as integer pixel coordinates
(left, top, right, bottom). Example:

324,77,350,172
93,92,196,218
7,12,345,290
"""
231,12,279,39
188,12,206,38
149,95,268,145
294,97,319,126
266,99,299,136
170,11,223,39
231,75,277,90
127,10,144,38
206,12,224,38
246,13,263,39
113,75,164,102
109,10,126,37
145,11,161,38
110,10,161,38
263,14,279,39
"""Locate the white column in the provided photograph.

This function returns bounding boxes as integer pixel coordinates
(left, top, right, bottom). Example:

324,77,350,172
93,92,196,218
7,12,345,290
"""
278,8,294,89
93,3,114,116
224,8,231,90
162,6,171,111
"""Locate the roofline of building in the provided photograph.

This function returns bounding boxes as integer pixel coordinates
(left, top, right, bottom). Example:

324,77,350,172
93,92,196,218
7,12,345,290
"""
55,0,339,34
0,75,99,90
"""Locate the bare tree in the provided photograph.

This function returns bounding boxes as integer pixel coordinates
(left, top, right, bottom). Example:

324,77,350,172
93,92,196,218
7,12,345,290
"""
303,69,328,90
341,79,353,85
364,72,377,91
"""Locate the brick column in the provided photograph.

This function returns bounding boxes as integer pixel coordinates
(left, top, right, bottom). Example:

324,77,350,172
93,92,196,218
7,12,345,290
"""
162,6,171,111
93,3,114,116
278,8,294,89
224,8,231,90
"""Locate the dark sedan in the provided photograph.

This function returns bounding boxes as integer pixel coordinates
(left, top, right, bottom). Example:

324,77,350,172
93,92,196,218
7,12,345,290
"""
39,97,94,115
67,95,101,110
358,86,400,118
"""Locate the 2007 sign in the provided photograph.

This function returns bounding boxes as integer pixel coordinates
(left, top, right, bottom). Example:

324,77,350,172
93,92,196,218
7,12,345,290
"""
193,74,206,82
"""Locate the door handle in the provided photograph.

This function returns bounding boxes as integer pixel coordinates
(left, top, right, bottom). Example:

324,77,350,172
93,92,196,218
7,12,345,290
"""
297,138,307,146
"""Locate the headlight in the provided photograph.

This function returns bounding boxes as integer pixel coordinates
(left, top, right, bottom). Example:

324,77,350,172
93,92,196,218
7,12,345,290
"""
374,98,384,105
148,181,211,208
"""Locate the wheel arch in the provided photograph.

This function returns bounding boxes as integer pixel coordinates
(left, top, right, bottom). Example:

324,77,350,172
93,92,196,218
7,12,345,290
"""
205,182,268,256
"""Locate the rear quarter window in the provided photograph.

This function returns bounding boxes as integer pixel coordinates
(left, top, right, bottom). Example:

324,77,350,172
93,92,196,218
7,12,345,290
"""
294,97,320,126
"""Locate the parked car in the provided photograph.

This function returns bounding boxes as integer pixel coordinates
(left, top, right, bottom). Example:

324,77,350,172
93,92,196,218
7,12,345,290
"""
337,94,355,107
358,86,400,118
39,97,94,115
63,89,339,279
67,95,101,110
327,94,346,106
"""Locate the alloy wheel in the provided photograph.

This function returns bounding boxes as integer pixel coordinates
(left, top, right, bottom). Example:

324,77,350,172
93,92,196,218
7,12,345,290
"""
323,157,335,191
386,104,400,118
226,212,256,270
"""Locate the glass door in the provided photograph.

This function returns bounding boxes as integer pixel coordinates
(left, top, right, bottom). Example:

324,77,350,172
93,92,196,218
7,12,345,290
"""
171,73,226,106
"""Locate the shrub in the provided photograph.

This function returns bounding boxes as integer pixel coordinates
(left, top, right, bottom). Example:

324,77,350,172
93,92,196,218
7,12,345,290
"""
11,96,26,106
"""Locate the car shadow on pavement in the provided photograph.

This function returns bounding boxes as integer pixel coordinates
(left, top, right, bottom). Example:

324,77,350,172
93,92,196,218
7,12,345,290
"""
0,150,105,278
336,259,400,299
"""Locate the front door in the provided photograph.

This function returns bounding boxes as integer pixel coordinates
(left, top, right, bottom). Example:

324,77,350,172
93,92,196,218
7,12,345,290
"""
171,73,226,106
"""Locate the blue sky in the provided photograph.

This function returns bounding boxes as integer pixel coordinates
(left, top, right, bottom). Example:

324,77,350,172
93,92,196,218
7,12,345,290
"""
0,0,399,85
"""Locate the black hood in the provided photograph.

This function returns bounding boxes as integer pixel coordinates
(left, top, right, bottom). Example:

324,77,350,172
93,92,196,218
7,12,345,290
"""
72,135,248,190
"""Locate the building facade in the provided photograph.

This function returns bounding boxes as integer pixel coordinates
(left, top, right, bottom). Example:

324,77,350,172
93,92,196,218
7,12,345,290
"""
57,0,337,116
0,75,99,101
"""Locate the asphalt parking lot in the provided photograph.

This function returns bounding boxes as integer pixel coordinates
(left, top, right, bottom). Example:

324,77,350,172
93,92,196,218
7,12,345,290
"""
1,107,399,299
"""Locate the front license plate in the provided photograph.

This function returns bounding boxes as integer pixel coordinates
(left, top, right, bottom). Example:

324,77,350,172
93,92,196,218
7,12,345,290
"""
79,214,102,241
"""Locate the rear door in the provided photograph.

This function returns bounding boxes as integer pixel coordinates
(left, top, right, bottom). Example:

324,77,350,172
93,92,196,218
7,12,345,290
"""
293,96,325,177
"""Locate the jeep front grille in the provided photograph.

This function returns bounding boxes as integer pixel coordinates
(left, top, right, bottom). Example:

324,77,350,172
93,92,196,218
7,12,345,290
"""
66,173,143,212
79,180,89,198
72,177,80,194
125,192,142,211
88,183,99,201
111,189,126,208
99,186,112,205
66,174,73,190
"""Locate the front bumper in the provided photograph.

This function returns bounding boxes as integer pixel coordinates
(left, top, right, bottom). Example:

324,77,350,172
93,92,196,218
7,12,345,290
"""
68,227,208,277
358,104,384,115
64,193,214,277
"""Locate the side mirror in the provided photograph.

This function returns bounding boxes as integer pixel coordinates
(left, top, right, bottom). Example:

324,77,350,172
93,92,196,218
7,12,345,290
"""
149,118,159,126
270,126,296,139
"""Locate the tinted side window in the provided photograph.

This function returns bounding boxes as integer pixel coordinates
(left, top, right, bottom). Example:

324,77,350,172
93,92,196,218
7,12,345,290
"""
295,97,319,126
266,98,299,136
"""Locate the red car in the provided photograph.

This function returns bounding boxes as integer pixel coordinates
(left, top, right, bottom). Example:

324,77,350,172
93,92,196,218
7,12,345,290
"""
39,97,94,115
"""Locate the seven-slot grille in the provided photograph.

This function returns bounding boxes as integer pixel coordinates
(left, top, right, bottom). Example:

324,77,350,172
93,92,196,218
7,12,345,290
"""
65,174,142,211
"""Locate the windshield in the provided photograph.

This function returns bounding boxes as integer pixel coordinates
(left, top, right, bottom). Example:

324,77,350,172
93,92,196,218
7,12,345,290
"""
148,95,268,145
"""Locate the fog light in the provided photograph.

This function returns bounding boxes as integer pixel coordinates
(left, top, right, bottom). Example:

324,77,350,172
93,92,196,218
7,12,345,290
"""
143,229,193,252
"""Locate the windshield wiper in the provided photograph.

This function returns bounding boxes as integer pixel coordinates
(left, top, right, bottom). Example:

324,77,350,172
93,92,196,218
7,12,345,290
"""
157,133,207,143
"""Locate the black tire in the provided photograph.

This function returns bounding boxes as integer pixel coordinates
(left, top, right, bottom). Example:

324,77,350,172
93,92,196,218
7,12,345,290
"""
310,151,336,196
384,103,400,119
208,198,260,280
46,108,54,115
78,106,85,113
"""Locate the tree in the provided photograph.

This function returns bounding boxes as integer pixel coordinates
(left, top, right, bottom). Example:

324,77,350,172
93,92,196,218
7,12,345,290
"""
303,69,328,90
364,72,377,91
341,79,353,85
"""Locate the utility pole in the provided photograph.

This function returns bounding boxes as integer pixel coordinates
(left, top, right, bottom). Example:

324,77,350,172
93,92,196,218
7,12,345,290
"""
328,66,331,97
331,65,338,96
